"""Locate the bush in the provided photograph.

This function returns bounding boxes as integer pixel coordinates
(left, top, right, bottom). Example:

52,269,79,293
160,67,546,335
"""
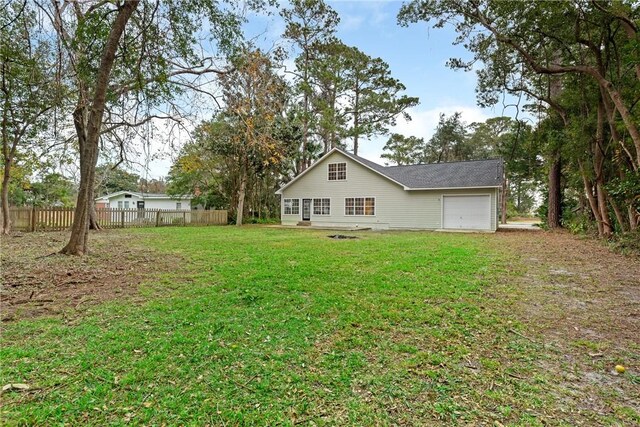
562,210,597,236
609,231,640,257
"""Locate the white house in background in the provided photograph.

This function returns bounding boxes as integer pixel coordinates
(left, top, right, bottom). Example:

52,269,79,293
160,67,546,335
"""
95,191,192,210
276,147,503,231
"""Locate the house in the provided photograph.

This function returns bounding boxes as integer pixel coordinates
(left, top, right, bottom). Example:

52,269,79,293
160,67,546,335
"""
276,147,503,231
95,191,192,210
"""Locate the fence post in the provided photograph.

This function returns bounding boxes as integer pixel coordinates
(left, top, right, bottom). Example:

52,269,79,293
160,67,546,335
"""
155,210,160,227
121,210,125,228
30,206,36,232
183,211,186,226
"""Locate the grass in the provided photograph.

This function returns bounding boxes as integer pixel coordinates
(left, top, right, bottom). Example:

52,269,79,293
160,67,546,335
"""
0,227,624,425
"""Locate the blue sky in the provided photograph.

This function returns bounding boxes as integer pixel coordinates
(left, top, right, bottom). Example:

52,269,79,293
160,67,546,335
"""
144,0,520,178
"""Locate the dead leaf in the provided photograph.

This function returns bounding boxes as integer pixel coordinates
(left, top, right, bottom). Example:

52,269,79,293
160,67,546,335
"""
1,383,30,394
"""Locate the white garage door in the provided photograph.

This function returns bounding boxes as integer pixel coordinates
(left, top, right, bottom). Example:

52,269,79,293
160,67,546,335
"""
442,195,491,230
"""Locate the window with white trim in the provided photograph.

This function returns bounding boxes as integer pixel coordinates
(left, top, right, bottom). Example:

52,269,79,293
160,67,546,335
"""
176,202,182,209
117,201,123,209
345,197,375,216
124,201,130,209
313,198,330,215
328,162,346,181
283,198,300,215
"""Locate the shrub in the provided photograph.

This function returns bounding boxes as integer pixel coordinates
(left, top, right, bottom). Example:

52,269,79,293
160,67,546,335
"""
609,231,640,257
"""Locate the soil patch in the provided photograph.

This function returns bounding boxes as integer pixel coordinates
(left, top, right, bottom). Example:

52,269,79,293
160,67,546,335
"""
491,230,640,421
0,230,178,322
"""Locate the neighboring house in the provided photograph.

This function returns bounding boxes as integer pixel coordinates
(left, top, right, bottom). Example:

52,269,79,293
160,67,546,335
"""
95,191,192,210
276,147,503,231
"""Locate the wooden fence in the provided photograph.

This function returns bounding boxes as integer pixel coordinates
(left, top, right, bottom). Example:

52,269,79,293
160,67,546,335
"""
1,207,228,232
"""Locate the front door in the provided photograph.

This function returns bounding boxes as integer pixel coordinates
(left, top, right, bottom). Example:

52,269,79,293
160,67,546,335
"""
302,199,312,221
137,201,145,219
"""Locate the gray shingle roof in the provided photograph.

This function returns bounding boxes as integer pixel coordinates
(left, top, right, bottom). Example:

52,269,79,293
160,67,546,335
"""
338,148,503,189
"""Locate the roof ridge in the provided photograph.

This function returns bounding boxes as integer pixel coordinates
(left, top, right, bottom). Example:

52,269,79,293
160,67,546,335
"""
385,158,502,168
333,147,501,169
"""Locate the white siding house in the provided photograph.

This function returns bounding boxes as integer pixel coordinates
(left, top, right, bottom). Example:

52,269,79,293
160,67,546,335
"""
276,148,503,231
95,191,192,210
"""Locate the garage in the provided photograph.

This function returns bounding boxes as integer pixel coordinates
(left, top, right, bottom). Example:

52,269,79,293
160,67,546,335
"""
442,195,491,230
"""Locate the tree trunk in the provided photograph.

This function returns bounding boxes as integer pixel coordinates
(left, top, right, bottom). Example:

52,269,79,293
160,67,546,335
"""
89,200,102,230
580,167,603,236
1,163,10,235
618,18,640,83
236,169,247,226
548,153,562,229
598,77,640,169
60,1,139,255
594,100,613,237
353,82,360,155
610,198,628,233
301,90,309,172
1,69,12,235
629,206,639,231
61,106,95,255
300,50,310,172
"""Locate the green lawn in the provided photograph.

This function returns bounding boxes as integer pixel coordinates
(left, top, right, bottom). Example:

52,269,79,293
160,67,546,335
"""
0,227,563,425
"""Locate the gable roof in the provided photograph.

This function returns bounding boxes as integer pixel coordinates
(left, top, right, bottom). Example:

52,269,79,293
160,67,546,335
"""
276,147,503,194
383,159,503,189
96,191,192,201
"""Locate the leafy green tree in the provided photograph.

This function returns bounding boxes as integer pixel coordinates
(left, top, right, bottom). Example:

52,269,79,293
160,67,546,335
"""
304,40,420,156
341,47,419,155
422,112,469,163
218,50,289,225
381,134,425,165
1,3,66,233
467,117,538,222
167,138,231,210
281,0,340,172
138,178,166,194
94,165,140,196
30,173,75,207
309,40,352,152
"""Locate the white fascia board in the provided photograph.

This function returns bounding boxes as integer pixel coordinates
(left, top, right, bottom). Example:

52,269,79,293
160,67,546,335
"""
405,185,501,191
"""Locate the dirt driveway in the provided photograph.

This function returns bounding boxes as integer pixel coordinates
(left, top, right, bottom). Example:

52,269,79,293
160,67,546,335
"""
492,230,640,423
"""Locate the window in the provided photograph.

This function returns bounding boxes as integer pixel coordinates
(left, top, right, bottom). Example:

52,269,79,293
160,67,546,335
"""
313,198,330,215
328,162,346,181
124,194,132,198
176,202,182,210
117,201,123,209
283,198,300,215
345,197,375,216
124,201,130,209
